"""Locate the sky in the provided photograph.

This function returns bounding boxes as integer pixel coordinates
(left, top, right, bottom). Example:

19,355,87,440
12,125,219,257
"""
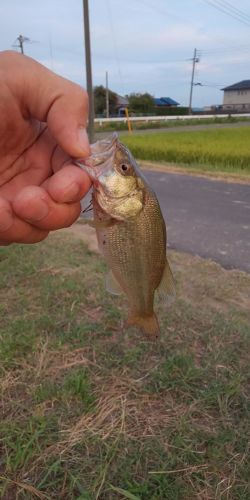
1,0,250,108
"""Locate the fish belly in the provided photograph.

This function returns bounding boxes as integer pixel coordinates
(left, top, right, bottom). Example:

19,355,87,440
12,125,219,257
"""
95,191,166,316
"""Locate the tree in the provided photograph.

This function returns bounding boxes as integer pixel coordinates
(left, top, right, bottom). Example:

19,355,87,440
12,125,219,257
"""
128,92,155,114
94,85,117,116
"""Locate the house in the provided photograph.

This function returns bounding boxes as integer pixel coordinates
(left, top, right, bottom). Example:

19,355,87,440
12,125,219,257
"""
116,94,129,116
154,97,179,108
221,81,250,111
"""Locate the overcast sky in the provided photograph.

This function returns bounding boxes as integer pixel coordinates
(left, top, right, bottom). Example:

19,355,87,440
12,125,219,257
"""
1,0,250,108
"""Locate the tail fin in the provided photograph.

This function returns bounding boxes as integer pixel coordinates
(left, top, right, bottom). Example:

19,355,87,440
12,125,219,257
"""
126,312,160,340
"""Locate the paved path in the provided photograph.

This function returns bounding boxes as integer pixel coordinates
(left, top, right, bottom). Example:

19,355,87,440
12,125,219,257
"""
143,170,250,272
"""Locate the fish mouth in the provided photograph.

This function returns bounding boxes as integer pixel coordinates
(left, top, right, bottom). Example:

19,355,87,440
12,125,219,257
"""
75,133,118,180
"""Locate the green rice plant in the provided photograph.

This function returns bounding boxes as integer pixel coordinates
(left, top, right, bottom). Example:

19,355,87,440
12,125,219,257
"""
123,127,250,173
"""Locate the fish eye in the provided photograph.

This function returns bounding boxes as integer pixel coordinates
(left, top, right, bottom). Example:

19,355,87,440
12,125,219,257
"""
121,163,129,172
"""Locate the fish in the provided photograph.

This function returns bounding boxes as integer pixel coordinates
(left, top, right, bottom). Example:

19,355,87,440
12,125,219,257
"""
76,133,175,339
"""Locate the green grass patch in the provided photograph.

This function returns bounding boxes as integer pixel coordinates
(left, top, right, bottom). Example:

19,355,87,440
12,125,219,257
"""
95,115,250,133
34,368,95,410
0,416,58,473
122,127,250,175
0,232,249,499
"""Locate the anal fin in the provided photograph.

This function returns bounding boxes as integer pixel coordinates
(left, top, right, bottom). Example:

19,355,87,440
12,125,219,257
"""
105,270,123,296
157,259,176,307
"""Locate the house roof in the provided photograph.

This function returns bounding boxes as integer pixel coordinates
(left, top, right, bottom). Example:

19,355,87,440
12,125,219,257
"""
154,97,179,106
116,94,129,107
222,80,250,91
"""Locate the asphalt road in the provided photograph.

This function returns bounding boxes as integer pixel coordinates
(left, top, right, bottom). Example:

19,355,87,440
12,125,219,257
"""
143,170,250,273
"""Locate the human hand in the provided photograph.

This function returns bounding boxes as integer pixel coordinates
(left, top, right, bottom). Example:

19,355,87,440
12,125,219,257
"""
0,50,92,245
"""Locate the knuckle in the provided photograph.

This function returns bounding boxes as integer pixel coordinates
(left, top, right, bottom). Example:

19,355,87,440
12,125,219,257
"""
0,211,14,232
70,85,89,113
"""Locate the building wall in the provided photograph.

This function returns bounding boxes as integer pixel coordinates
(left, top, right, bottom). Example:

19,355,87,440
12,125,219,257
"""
223,89,250,110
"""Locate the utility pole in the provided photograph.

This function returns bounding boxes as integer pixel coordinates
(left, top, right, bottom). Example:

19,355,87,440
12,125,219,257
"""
83,0,95,143
105,71,109,119
14,35,30,55
188,48,199,115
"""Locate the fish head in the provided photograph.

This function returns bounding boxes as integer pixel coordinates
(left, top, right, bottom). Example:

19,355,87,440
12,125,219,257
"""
76,133,144,220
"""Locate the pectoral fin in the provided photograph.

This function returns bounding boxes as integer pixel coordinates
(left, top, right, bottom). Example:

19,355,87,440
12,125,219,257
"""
80,218,115,229
156,259,176,307
105,270,123,296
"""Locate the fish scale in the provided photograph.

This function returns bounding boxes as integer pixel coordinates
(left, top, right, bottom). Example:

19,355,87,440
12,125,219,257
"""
96,189,166,315
76,134,175,339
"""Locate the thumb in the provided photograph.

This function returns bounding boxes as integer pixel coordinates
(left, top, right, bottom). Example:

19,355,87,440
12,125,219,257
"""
3,51,91,158
47,89,91,158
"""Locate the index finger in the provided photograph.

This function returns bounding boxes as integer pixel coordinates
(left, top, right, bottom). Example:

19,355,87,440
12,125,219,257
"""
44,164,92,204
1,51,90,158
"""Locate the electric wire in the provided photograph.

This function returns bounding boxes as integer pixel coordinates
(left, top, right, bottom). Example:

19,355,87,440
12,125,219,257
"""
202,0,250,27
212,0,250,24
105,0,123,83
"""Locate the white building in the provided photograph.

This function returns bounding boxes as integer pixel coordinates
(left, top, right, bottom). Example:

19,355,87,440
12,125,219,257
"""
222,80,250,112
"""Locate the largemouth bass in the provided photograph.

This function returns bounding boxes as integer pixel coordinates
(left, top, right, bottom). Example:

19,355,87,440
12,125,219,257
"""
76,133,175,339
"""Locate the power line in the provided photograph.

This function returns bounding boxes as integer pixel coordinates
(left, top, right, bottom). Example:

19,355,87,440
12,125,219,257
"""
137,0,250,26
201,79,227,87
196,82,225,89
200,46,250,55
133,0,184,21
204,0,250,25
214,0,250,24
106,0,123,83
199,49,250,65
202,0,250,27
199,43,250,54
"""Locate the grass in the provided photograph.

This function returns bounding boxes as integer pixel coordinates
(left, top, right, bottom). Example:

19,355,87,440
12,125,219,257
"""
122,127,250,175
0,228,249,499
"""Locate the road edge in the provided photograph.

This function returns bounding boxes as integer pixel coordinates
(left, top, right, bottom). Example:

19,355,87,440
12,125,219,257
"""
139,161,250,185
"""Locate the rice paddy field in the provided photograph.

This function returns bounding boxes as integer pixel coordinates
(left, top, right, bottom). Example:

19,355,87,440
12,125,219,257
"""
122,127,250,175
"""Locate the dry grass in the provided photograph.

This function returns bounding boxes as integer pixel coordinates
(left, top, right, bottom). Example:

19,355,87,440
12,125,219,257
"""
0,225,249,499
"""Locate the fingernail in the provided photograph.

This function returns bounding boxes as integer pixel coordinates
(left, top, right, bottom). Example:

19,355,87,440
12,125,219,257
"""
26,199,49,221
78,127,90,154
